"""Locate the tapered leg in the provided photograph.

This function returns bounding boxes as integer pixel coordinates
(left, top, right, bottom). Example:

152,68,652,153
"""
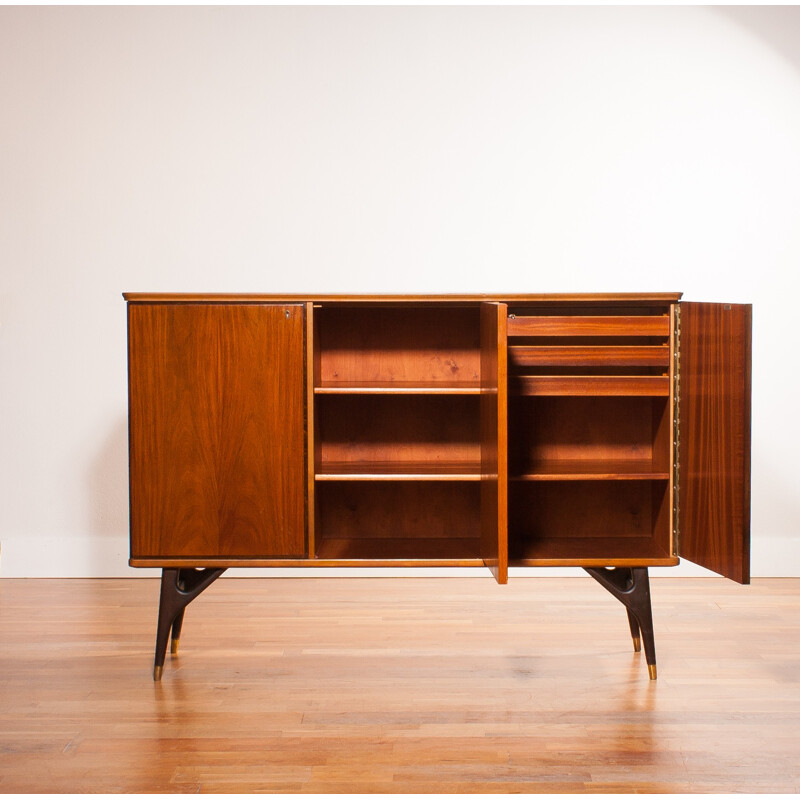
170,608,186,654
584,567,657,680
626,608,641,652
154,570,180,681
632,569,657,679
153,568,227,681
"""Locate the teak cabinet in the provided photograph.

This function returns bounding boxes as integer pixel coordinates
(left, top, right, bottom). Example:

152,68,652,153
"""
124,293,752,680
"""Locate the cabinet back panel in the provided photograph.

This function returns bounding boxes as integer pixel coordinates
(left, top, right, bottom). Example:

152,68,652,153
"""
128,304,306,558
318,307,480,384
509,481,671,559
317,395,479,466
316,483,480,541
509,396,668,471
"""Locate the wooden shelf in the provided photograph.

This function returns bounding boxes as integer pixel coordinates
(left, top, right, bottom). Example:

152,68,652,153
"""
509,536,676,566
512,375,669,396
315,537,482,562
511,459,670,481
316,460,481,481
315,380,481,395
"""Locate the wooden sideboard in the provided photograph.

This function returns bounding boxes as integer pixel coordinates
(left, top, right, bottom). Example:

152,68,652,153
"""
124,293,752,680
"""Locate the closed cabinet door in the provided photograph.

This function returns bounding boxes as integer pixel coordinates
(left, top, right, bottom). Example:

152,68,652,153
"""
128,303,306,559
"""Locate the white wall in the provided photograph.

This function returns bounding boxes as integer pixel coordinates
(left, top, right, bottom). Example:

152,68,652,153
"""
1,6,798,578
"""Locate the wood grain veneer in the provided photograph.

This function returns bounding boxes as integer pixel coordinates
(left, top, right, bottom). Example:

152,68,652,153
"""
316,460,481,480
316,306,480,385
509,480,670,541
479,303,508,584
128,303,306,559
314,380,481,394
508,345,670,367
306,302,316,557
678,302,752,583
316,394,479,469
509,396,667,472
315,482,480,545
513,375,669,396
507,315,670,337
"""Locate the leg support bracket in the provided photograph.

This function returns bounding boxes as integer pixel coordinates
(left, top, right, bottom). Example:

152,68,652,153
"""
584,567,657,680
153,567,226,681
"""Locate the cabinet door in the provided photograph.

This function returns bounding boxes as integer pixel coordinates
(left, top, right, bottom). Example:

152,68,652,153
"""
128,303,306,559
678,302,752,583
480,302,508,583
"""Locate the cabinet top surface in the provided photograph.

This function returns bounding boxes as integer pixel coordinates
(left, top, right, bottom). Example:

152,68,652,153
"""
123,292,683,304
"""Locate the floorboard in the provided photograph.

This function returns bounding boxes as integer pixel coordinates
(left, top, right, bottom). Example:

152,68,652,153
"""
0,577,798,792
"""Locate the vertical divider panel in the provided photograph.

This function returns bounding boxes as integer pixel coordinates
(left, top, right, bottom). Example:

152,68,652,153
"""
480,302,509,584
306,302,316,557
667,302,677,556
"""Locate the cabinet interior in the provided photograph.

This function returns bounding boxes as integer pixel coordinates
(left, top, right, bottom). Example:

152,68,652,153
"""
506,303,673,563
315,305,480,389
309,302,674,564
311,305,483,561
507,397,672,561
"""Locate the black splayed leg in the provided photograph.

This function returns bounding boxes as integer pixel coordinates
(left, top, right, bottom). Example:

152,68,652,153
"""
584,567,657,680
626,608,641,652
170,608,186,655
153,568,226,681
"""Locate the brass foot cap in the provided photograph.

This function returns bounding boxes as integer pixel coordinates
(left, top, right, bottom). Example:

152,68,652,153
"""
647,663,657,680
632,636,641,652
170,638,180,655
154,665,164,681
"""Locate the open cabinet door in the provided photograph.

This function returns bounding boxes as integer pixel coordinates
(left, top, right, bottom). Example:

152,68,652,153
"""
678,302,752,583
480,302,508,584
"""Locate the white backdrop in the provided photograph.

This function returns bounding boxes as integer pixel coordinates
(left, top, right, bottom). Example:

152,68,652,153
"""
1,6,798,577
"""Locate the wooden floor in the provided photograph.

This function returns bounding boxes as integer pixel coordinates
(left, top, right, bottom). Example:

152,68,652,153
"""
0,576,799,793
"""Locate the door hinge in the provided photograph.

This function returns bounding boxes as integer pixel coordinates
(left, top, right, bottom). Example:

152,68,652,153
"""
672,304,681,556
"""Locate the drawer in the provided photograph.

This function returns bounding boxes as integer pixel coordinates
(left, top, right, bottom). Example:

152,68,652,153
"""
513,375,670,396
507,315,670,338
508,345,670,368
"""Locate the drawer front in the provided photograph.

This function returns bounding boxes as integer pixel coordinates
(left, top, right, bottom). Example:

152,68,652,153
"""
506,307,673,397
507,315,670,337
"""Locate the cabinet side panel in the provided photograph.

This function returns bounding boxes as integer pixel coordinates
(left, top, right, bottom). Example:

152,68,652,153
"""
678,302,751,583
480,302,508,583
128,303,306,559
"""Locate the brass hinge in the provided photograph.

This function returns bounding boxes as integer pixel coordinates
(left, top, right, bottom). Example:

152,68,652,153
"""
672,304,681,556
